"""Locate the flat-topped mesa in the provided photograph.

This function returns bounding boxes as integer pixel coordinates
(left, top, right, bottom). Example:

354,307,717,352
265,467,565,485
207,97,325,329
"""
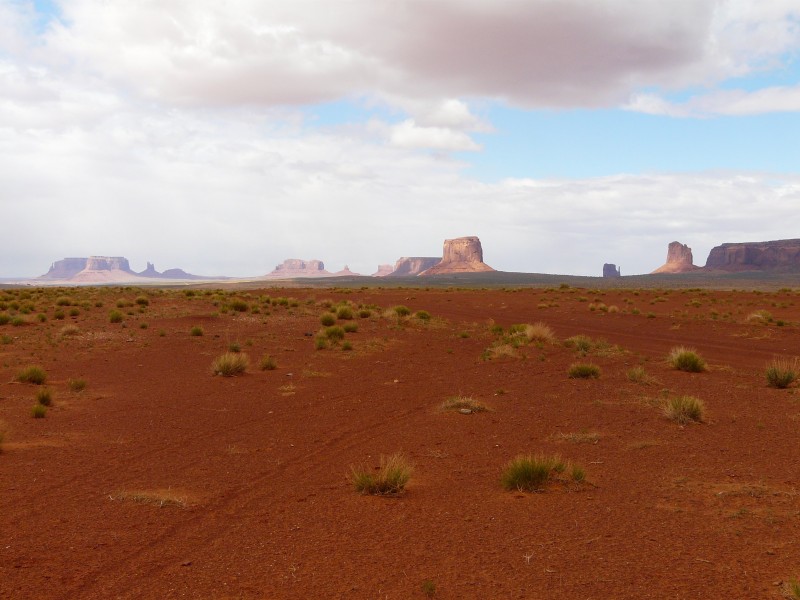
603,263,621,277
371,264,394,277
419,236,494,276
84,256,134,272
705,239,800,271
40,257,89,279
265,259,331,278
385,257,441,277
651,241,700,274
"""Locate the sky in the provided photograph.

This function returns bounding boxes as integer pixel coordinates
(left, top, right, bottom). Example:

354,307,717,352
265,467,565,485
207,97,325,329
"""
1,0,799,278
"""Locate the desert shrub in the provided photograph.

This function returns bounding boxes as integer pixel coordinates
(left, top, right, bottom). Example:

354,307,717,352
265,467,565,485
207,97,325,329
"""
230,299,248,312
212,352,249,377
393,305,411,317
68,307,80,317
336,306,354,320
668,347,707,372
415,310,431,321
68,378,87,392
54,309,65,320
440,396,488,413
55,296,71,306
664,395,705,424
765,358,798,389
228,342,241,353
358,309,371,318
1,334,11,345
342,322,358,333
785,578,800,600
109,310,123,323
500,454,583,492
17,365,47,385
320,313,336,326
324,325,345,341
421,580,436,597
314,336,328,350
31,404,47,418
520,322,556,343
568,363,601,379
135,296,149,306
260,354,277,370
10,316,26,327
60,324,80,337
190,326,204,337
351,453,412,495
0,313,9,325
627,366,655,384
746,309,772,323
36,387,53,406
342,341,353,351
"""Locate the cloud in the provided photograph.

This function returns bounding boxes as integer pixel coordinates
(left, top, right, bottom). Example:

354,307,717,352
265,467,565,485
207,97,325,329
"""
626,84,800,117
388,118,481,151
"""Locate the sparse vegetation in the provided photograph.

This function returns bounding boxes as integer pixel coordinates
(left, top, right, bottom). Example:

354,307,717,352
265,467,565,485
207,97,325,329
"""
35,387,53,406
440,395,489,413
60,324,80,337
784,578,800,600
68,378,87,392
500,454,584,492
393,305,411,317
17,365,47,385
190,326,204,336
212,352,249,377
351,452,412,495
343,322,358,333
31,404,47,418
627,366,655,384
323,325,345,341
336,306,354,320
664,395,705,424
415,310,431,321
765,358,798,389
567,363,601,379
320,313,336,326
260,354,277,370
668,347,707,372
109,310,123,323
421,580,436,597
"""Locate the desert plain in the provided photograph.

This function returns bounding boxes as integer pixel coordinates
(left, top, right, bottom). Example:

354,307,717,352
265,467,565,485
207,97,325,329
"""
1,283,799,599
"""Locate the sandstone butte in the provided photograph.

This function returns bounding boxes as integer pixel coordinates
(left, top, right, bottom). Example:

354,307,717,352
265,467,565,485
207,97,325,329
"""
651,241,701,274
705,239,800,271
603,263,621,277
264,259,360,278
39,257,203,283
371,264,395,277
385,257,442,277
418,236,494,276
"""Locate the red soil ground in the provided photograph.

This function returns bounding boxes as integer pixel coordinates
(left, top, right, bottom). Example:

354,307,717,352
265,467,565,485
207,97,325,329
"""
1,285,799,599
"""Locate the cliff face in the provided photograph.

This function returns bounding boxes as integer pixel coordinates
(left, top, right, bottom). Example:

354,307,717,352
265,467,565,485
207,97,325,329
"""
419,236,494,276
266,259,331,278
603,264,621,277
83,256,133,273
652,241,700,274
386,257,441,277
705,239,800,271
371,264,394,277
40,258,88,279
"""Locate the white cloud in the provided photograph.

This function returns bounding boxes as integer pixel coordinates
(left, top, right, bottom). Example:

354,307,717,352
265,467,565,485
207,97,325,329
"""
626,84,800,117
389,118,481,151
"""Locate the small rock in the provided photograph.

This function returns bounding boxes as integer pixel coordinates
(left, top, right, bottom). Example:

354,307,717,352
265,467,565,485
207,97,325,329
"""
459,408,472,415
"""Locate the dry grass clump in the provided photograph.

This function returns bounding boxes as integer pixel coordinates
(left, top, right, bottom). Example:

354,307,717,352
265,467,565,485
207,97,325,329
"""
212,352,249,377
440,396,489,413
351,453,412,495
627,366,657,385
500,454,585,492
783,577,800,600
260,354,277,371
664,395,705,424
35,387,53,406
513,322,556,343
31,404,47,418
765,357,798,389
481,344,520,361
567,363,601,379
320,313,336,326
17,365,47,385
746,309,773,323
68,378,87,392
668,346,707,372
190,326,204,337
60,324,80,337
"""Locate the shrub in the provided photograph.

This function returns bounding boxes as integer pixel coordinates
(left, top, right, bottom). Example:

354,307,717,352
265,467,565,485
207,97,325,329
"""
336,306,354,320
314,336,328,350
17,365,47,385
54,310,65,320
211,352,249,377
415,310,431,321
320,313,336,326
564,334,593,353
520,322,556,343
351,453,412,495
765,358,798,389
342,322,358,333
260,354,277,370
393,305,411,317
440,396,488,413
746,309,772,323
568,363,601,379
342,341,353,351
190,326,204,337
10,316,26,327
500,454,583,492
0,313,9,325
31,404,47,418
668,347,706,372
358,309,371,319
228,342,241,353
785,578,800,600
36,387,53,406
55,296,71,306
60,325,80,337
68,378,87,392
230,299,248,312
68,308,80,317
109,310,123,323
664,395,705,424
135,296,149,306
626,366,655,384
36,313,47,322
324,325,345,341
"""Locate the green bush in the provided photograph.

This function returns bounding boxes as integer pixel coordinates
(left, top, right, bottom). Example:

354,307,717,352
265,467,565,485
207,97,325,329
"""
351,453,412,495
68,378,87,392
393,305,411,317
35,387,53,406
336,306,354,320
31,404,47,419
190,326,204,337
260,354,277,370
135,296,150,306
500,454,583,492
668,347,706,372
0,313,9,325
17,365,47,385
765,358,798,389
358,309,371,318
230,299,248,312
342,322,358,333
664,395,705,424
211,352,249,377
567,363,601,379
320,313,336,326
109,310,123,323
415,310,431,321
324,326,345,341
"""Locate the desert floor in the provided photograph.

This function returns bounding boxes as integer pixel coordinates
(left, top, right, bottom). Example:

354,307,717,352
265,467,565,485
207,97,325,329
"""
1,284,799,599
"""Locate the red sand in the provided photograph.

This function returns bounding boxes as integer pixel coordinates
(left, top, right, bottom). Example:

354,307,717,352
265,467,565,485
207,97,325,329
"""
1,286,799,598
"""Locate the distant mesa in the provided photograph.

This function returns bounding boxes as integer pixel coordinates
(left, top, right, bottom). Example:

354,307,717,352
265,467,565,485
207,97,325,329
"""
264,259,358,278
371,264,394,277
385,257,441,277
651,241,700,274
603,263,621,278
705,239,800,271
333,265,360,277
39,257,206,282
419,236,494,276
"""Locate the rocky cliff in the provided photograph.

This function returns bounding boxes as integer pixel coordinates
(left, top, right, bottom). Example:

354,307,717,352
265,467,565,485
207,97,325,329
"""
419,236,494,276
265,259,331,278
371,264,394,277
651,241,700,274
385,257,441,277
40,257,205,282
705,239,800,271
40,258,89,279
603,264,621,277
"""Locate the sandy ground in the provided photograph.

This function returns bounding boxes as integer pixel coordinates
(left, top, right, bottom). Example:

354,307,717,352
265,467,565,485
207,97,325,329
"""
1,285,799,599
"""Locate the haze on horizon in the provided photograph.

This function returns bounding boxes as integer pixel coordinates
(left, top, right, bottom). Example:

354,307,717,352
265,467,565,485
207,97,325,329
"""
1,0,799,279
